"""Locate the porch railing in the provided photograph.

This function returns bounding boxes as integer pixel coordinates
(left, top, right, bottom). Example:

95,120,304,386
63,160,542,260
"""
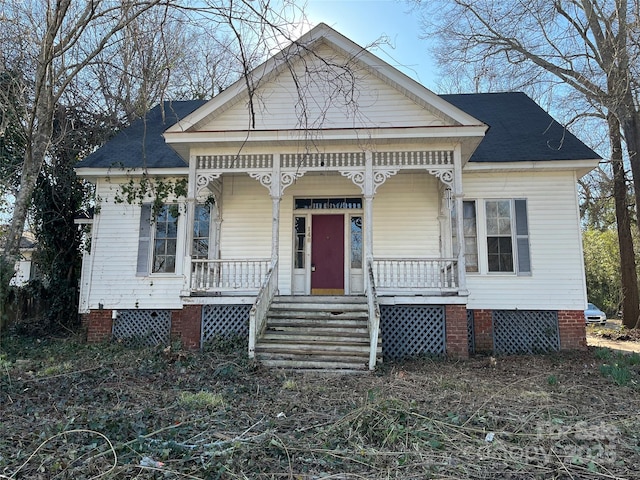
248,259,278,359
191,259,271,292
373,258,459,291
366,260,381,370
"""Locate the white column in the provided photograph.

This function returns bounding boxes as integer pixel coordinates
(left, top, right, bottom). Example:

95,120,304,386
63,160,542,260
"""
183,155,197,294
364,151,374,264
453,145,467,295
270,154,281,291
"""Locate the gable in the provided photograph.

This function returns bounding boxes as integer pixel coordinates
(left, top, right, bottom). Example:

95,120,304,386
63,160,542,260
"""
168,24,483,135
197,43,449,132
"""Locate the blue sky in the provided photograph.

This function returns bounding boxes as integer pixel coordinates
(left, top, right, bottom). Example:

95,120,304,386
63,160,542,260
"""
302,0,438,89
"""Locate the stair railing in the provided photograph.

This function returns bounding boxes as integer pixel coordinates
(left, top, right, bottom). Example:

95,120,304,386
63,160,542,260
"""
366,259,381,370
248,258,278,359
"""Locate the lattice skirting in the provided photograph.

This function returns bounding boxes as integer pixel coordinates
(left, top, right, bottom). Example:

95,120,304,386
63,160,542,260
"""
381,305,446,360
467,310,475,355
493,310,560,355
112,310,171,347
202,304,250,344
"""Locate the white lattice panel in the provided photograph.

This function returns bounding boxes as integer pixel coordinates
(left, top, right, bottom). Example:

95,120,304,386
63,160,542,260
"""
381,305,445,359
112,310,171,347
202,305,250,343
492,310,560,355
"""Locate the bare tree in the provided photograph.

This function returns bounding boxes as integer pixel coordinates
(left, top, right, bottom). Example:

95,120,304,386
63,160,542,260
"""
0,0,304,320
414,0,640,328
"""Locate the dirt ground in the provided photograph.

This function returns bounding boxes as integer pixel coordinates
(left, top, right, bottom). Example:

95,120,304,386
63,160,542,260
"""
1,334,640,480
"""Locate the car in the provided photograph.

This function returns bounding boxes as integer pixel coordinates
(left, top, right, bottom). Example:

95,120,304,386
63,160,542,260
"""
585,303,607,325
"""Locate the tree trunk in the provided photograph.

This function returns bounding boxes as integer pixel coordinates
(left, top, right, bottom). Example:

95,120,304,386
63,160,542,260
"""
608,113,640,329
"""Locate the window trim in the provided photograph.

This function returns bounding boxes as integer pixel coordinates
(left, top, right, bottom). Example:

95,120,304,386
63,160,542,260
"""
483,198,531,276
151,203,180,275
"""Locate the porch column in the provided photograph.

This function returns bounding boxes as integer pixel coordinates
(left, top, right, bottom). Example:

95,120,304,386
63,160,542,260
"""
183,154,198,293
364,151,374,263
453,145,468,295
270,154,281,287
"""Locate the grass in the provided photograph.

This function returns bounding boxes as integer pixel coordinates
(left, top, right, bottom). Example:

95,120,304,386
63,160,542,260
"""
1,335,640,479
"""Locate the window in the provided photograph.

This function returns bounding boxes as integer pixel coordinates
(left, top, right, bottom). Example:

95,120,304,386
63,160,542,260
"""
485,199,530,274
193,204,210,259
350,216,362,269
451,200,478,272
153,204,178,273
294,216,306,268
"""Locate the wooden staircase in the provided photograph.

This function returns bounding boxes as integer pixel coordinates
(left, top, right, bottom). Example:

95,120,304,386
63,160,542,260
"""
254,296,381,371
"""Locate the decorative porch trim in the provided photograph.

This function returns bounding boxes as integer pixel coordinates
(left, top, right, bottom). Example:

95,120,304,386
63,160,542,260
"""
196,172,222,195
281,152,365,169
427,168,454,188
339,168,399,195
373,150,453,167
196,154,273,170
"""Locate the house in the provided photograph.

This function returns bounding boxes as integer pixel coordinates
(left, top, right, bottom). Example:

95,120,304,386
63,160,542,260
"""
0,230,37,287
75,24,599,369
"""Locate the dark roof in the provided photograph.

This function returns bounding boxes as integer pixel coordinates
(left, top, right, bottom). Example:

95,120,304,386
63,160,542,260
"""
441,92,600,162
76,93,599,169
76,100,206,169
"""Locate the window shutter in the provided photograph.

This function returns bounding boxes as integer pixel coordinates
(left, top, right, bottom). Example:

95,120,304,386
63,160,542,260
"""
136,203,152,276
514,199,531,274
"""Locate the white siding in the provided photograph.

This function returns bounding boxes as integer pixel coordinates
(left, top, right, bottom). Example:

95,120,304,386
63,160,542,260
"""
463,170,587,311
203,45,447,131
219,175,272,259
84,178,187,310
373,173,441,257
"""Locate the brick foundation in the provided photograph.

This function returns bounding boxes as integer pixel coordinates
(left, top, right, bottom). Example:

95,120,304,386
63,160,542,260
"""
86,310,113,343
558,310,587,350
445,304,469,359
472,309,493,353
171,305,202,350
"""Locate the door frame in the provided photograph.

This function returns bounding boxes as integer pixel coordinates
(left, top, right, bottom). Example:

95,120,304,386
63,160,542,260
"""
291,204,364,295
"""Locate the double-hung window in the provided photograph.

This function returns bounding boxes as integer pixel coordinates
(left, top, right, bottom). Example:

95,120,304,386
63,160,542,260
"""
485,199,530,274
153,204,179,273
192,204,210,259
451,200,478,272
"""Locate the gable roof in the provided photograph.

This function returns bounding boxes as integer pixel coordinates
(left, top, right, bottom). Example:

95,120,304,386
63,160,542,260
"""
442,92,600,162
166,23,482,134
76,100,206,169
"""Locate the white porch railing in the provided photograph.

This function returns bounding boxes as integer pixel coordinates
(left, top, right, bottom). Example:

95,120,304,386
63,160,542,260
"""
248,259,278,359
191,259,271,292
373,258,459,292
366,260,381,371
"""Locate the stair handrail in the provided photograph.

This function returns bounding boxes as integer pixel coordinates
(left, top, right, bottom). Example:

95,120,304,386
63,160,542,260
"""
366,259,381,370
248,258,278,359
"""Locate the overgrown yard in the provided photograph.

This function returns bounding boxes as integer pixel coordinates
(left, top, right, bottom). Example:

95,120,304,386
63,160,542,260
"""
1,336,640,479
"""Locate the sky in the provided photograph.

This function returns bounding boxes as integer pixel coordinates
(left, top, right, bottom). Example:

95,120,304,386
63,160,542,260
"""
301,0,439,89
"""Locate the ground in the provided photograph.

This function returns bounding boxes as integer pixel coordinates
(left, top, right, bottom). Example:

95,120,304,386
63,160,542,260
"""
1,332,640,479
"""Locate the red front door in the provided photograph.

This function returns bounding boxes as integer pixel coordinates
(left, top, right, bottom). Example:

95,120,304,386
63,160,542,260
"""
311,214,344,295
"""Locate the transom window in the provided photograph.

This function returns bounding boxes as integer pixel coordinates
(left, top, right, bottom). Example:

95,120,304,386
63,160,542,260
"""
295,197,362,210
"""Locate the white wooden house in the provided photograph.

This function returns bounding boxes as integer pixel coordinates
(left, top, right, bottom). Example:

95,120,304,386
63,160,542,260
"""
76,24,599,369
